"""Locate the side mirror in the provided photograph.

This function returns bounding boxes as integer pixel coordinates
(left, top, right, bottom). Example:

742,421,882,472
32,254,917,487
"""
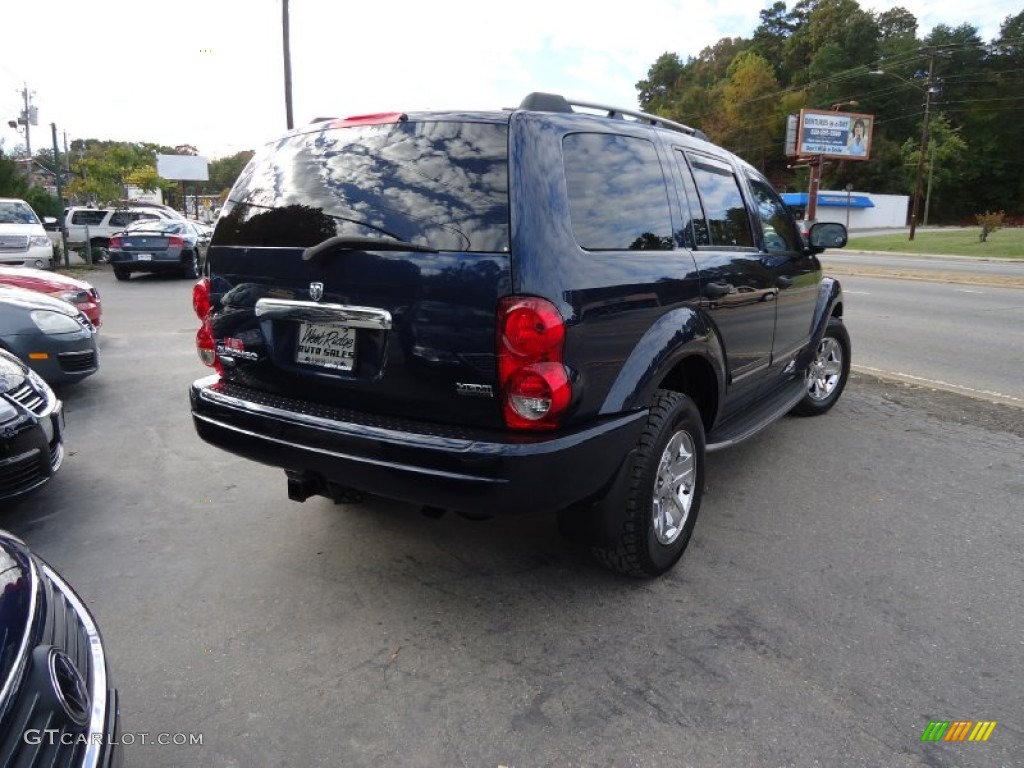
808,222,848,253
43,216,57,224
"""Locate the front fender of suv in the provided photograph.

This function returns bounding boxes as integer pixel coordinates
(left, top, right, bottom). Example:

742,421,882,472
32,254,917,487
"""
599,305,725,415
800,276,844,368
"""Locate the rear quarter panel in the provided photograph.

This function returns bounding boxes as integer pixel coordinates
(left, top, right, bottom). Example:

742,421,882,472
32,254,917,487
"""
508,112,714,422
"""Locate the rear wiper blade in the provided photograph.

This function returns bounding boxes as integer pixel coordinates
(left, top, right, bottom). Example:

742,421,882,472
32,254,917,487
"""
302,235,439,262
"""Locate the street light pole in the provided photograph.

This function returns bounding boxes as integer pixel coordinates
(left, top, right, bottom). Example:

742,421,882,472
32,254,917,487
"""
908,52,935,242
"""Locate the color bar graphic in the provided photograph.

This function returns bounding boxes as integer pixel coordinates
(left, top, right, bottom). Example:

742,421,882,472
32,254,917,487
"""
920,720,996,742
968,721,997,742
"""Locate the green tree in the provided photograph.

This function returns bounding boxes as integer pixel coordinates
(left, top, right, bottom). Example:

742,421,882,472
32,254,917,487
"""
205,150,255,196
750,2,797,80
23,187,62,219
66,140,171,203
0,149,29,199
637,53,688,114
901,114,968,221
720,52,783,169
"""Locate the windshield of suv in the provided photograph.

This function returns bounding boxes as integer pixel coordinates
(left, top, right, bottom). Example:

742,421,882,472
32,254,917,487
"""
0,201,40,225
215,120,509,252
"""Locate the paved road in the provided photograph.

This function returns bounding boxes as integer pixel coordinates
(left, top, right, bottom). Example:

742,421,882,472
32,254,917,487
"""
837,275,1024,407
4,270,1022,767
823,249,1024,284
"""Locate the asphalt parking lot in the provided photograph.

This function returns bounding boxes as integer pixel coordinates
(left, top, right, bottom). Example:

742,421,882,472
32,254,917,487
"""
5,268,1022,767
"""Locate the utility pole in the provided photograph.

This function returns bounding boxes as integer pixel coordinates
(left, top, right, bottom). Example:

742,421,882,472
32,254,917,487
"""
908,52,936,242
20,84,34,159
282,0,294,129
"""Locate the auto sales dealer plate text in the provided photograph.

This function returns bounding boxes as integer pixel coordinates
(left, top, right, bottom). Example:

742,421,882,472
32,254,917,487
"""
296,321,356,371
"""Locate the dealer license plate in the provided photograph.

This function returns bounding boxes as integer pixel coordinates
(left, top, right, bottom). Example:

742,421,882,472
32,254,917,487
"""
295,321,356,371
136,253,152,261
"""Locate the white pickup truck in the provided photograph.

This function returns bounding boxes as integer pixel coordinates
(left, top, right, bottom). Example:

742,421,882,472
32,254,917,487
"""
0,198,56,269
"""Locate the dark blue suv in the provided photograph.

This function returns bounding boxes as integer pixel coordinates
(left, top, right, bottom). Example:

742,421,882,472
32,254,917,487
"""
190,92,849,577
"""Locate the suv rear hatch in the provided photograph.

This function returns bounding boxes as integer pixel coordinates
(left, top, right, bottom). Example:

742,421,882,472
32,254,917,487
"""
206,115,512,429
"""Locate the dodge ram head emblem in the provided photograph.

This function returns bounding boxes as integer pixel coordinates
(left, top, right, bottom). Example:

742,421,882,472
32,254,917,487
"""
309,282,324,302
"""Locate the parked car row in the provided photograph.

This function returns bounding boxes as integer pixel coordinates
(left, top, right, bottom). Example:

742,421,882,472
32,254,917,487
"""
0,266,102,328
0,261,102,389
0,348,122,765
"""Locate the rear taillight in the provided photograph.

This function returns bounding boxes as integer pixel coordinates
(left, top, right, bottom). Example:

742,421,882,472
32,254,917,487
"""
192,278,211,319
167,235,185,248
192,277,220,371
496,296,570,430
109,236,122,249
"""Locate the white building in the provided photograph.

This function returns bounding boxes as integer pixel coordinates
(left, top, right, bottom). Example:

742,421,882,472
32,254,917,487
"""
781,191,909,230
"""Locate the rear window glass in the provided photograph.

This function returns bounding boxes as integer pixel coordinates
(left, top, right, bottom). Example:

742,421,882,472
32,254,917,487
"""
125,219,187,234
71,210,108,226
215,120,509,252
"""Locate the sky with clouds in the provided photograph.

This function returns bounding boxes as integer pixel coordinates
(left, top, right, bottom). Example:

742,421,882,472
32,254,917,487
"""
2,0,1019,160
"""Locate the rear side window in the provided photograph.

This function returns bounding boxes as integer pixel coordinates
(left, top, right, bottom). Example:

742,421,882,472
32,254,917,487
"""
562,133,673,250
71,210,107,226
685,154,754,248
217,120,509,252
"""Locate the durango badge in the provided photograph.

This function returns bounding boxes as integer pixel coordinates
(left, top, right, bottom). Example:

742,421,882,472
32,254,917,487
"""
456,382,493,397
309,282,324,302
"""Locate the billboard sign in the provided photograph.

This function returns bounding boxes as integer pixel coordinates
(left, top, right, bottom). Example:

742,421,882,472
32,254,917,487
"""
796,110,873,160
156,154,210,181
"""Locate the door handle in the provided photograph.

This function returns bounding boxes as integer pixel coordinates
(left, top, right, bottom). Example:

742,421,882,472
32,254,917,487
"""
704,282,731,299
776,276,793,289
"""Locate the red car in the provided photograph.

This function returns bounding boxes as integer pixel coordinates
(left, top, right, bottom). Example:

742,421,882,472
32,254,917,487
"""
0,265,102,328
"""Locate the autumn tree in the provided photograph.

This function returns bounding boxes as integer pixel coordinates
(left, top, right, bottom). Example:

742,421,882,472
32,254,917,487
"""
635,0,1024,220
720,52,783,169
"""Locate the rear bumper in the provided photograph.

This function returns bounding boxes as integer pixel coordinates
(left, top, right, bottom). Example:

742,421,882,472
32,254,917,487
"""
190,375,646,515
108,248,189,273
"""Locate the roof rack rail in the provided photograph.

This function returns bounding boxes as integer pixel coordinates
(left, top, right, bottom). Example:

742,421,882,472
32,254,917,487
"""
518,92,708,141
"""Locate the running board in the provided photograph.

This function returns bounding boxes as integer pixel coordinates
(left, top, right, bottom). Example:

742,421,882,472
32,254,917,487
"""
706,378,807,453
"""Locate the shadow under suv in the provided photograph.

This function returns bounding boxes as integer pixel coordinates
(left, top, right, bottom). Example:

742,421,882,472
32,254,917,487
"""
190,92,850,577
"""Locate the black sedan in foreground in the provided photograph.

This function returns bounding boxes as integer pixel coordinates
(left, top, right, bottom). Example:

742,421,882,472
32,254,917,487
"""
107,219,209,281
0,287,99,386
0,348,64,501
0,529,122,766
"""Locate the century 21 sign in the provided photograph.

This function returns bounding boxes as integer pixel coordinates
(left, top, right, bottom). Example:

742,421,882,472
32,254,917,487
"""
796,109,874,160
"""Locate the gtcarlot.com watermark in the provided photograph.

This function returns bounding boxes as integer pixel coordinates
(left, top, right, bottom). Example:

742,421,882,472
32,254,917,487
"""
24,729,203,746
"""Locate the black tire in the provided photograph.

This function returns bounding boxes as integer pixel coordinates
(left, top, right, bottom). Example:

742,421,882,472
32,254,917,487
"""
791,316,851,416
113,267,131,281
182,250,200,279
591,390,705,578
